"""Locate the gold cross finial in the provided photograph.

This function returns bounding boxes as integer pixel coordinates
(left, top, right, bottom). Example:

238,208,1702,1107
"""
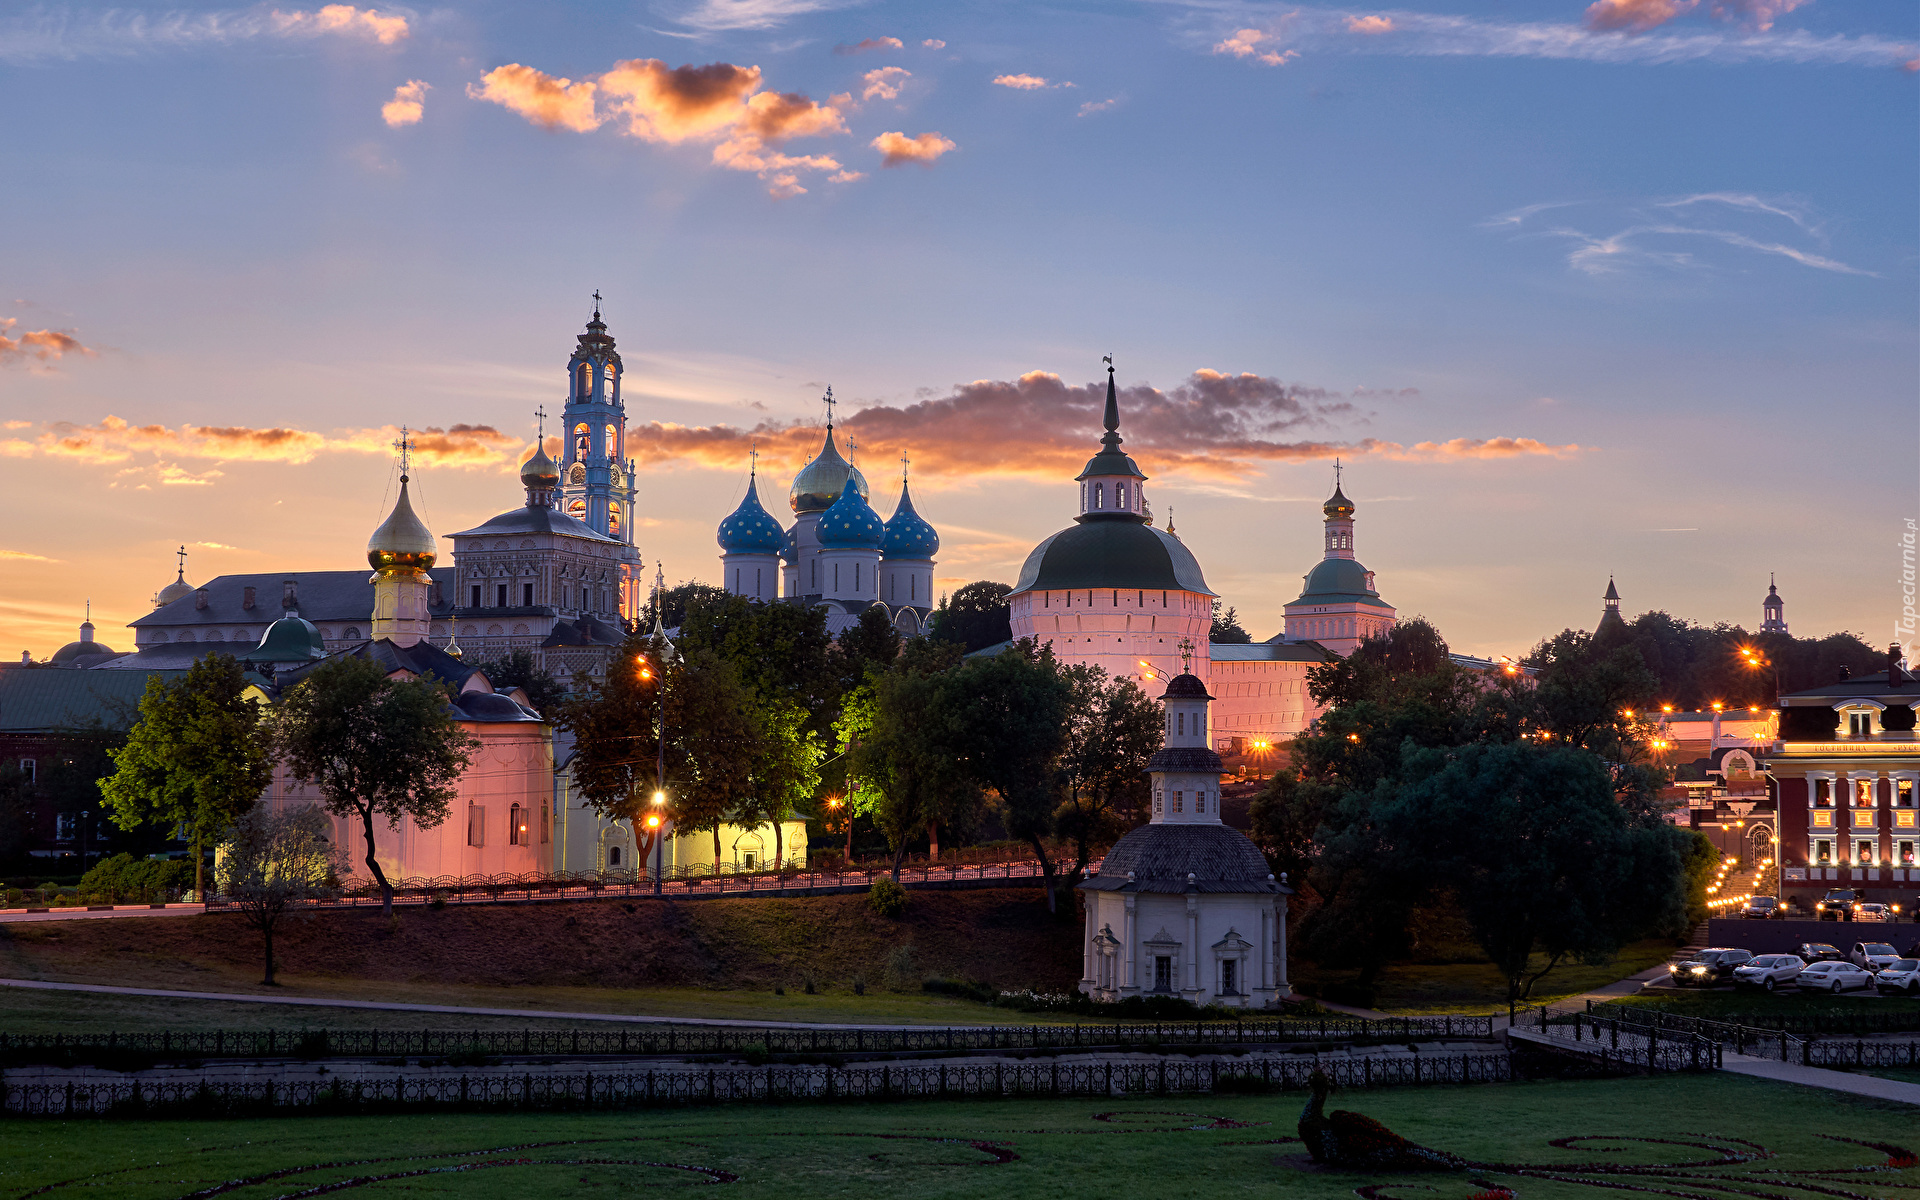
823,386,836,430
1333,457,1342,489
393,426,416,477
749,442,759,477
847,436,858,464
1177,636,1195,673
900,452,910,482
535,405,547,442
591,289,602,314
175,544,187,575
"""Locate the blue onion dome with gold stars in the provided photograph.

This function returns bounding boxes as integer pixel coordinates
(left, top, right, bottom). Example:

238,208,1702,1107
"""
1323,484,1355,520
818,478,885,550
718,475,785,554
367,475,436,574
789,427,869,514
780,528,797,563
881,479,939,560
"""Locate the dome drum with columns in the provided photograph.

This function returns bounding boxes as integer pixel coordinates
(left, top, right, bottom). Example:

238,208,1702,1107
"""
716,408,941,639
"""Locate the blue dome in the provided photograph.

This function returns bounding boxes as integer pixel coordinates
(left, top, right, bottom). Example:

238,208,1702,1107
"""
881,480,939,560
780,527,797,563
817,478,885,550
717,477,785,555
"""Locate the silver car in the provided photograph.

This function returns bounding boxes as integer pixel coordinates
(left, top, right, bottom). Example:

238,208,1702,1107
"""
1876,958,1920,996
1732,954,1804,992
1850,942,1901,970
1797,961,1876,993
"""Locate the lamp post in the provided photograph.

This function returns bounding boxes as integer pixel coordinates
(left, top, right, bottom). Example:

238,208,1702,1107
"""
648,788,667,896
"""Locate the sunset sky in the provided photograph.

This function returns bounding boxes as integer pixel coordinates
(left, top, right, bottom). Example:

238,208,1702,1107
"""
2,0,1914,662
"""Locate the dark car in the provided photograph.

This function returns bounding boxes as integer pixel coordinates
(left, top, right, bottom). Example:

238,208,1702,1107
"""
1816,890,1861,921
1739,896,1782,920
1798,942,1844,963
1668,948,1754,987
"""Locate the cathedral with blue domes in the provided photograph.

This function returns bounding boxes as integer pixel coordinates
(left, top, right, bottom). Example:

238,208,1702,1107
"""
716,406,940,637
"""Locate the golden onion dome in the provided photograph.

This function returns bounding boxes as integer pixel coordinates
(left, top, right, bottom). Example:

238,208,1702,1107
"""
367,475,437,573
520,440,560,488
789,428,869,514
1323,485,1355,520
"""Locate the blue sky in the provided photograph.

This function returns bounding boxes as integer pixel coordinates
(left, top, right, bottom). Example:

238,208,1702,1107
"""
1,0,1913,660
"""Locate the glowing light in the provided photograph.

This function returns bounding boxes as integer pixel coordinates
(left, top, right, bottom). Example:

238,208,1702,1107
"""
645,814,660,828
651,790,666,806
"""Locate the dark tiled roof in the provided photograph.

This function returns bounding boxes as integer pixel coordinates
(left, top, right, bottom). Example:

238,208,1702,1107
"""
1161,673,1211,700
131,569,457,629
1780,671,1920,705
0,666,188,732
278,638,480,693
541,615,626,648
1146,745,1224,773
447,504,621,543
1222,641,1337,662
1079,823,1284,894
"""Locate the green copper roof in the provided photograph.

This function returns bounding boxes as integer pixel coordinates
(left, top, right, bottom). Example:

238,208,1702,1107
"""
1288,557,1390,607
1010,514,1215,596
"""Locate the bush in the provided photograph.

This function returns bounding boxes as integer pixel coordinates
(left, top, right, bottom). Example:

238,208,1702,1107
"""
883,945,920,992
78,854,193,903
867,875,909,918
923,977,997,1004
1323,982,1378,1009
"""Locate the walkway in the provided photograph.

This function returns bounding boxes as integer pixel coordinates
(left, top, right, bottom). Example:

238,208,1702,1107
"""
1721,1051,1920,1105
0,904,204,925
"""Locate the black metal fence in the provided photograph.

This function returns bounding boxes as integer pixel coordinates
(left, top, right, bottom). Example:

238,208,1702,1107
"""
1,1052,1520,1117
0,1013,1497,1064
1589,999,1920,1038
1802,1039,1920,1069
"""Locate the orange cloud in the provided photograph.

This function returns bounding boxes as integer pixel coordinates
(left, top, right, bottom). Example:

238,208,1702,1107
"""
872,130,955,166
0,327,94,365
834,37,904,55
922,39,946,49
739,89,849,141
992,73,1050,89
1211,28,1298,66
1345,14,1395,33
467,64,601,132
381,79,429,127
3,416,517,472
1708,0,1809,30
270,5,408,45
1584,0,1697,31
862,66,910,102
599,59,763,142
621,369,1576,482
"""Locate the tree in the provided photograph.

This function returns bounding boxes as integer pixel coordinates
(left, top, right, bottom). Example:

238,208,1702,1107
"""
1053,665,1164,889
1364,741,1696,1012
216,804,343,985
676,588,836,738
102,654,274,899
738,697,823,869
639,580,730,633
827,606,902,697
662,648,762,868
556,631,662,865
1210,601,1252,644
272,657,477,915
850,666,977,880
939,640,1073,911
468,648,565,714
925,581,1012,652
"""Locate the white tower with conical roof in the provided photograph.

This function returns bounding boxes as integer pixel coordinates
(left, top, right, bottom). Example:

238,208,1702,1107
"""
368,431,435,648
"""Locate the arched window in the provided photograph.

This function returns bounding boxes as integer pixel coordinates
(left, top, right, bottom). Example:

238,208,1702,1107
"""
574,423,591,457
1117,482,1128,509
576,363,591,398
608,845,622,866
1093,482,1105,509
567,498,587,522
604,424,618,459
509,804,525,845
604,361,618,400
608,502,622,535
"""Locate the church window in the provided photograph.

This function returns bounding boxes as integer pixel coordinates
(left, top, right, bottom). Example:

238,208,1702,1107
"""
496,584,509,608
568,498,588,522
912,576,917,603
608,844,622,867
604,362,618,399
509,804,526,845
1173,791,1184,813
855,562,862,592
522,583,534,606
1177,711,1185,736
1117,482,1128,509
834,563,841,591
1220,959,1237,995
541,802,550,844
1153,957,1172,992
743,850,758,870
1153,789,1162,815
605,424,618,459
576,364,591,398
811,560,819,590
609,502,622,535
1093,483,1104,509
467,806,486,847
574,423,591,457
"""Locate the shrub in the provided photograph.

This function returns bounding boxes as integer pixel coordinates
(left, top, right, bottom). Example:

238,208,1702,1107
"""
867,875,909,918
852,976,866,996
883,945,920,992
923,977,996,1004
78,854,193,903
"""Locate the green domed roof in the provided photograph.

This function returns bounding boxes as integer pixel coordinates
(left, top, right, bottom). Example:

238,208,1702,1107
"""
1010,514,1214,597
1291,557,1387,605
244,614,327,664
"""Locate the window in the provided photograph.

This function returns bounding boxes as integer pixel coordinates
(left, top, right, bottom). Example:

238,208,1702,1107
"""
1900,840,1915,865
56,813,75,841
470,585,482,609
1177,711,1185,736
1153,956,1172,992
1221,959,1237,995
608,845,622,867
496,584,509,608
1153,789,1163,816
1813,838,1834,865
1093,483,1104,509
1898,780,1915,807
1173,791,1184,813
509,804,526,845
1117,482,1128,509
609,502,622,536
1850,712,1874,736
576,366,591,399
855,563,861,592
18,758,33,783
1857,779,1876,805
1857,840,1876,865
523,583,535,607
467,806,486,847
605,424,618,459
1196,792,1206,815
1814,779,1832,807
541,802,550,844
742,851,758,870
568,499,587,522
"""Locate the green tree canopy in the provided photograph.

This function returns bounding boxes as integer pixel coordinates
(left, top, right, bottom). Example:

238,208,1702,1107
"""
926,581,1012,652
216,803,344,985
272,656,477,915
1053,664,1164,889
467,648,566,714
1209,601,1252,644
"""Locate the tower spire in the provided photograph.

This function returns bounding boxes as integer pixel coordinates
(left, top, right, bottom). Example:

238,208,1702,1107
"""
1101,355,1120,445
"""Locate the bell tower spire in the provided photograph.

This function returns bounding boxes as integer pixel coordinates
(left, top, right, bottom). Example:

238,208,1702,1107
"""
557,296,641,618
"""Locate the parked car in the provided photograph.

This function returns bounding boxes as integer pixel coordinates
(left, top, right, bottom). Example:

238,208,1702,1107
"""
1850,942,1902,971
1799,942,1845,963
1854,903,1890,923
1876,959,1920,996
1739,896,1782,920
1816,890,1861,921
1668,948,1754,987
1796,961,1876,993
1731,954,1804,991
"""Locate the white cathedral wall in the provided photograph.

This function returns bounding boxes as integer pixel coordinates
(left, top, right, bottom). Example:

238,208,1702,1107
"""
722,553,780,604
1008,588,1211,686
879,559,933,610
818,549,880,604
1082,889,1287,1006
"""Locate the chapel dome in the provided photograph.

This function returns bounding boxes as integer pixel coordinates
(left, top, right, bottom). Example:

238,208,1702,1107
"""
1009,516,1214,597
1294,557,1382,604
790,429,869,514
50,624,119,665
1088,823,1279,894
718,479,786,555
367,476,436,573
817,479,885,550
1323,485,1355,520
1161,672,1212,700
244,614,327,664
155,569,194,608
881,480,939,560
519,441,560,488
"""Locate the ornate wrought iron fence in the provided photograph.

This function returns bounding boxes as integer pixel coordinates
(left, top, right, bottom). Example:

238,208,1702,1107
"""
1588,999,1920,1038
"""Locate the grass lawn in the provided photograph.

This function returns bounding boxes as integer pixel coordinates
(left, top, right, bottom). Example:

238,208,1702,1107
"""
1610,989,1920,1022
0,979,1105,1032
0,1074,1911,1200
1294,939,1678,1014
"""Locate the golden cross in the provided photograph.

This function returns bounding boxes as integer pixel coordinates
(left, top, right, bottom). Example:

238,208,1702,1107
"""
392,426,415,476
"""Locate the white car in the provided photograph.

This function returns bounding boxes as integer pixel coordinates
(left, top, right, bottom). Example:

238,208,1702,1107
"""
1876,959,1920,996
1797,961,1876,993
1854,903,1890,922
1850,942,1901,970
1731,954,1804,992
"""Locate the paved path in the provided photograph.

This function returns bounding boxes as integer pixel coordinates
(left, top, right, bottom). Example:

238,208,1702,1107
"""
0,977,1065,1033
0,904,204,924
1721,1051,1920,1105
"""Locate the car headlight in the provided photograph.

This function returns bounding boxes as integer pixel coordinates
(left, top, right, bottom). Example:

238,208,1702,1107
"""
1690,966,1709,974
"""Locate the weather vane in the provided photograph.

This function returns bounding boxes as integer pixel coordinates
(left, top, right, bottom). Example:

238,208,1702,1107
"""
393,426,416,477
1103,354,1113,369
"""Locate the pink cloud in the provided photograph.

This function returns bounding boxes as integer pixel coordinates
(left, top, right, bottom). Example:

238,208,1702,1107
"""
0,327,94,366
381,79,429,127
1708,0,1810,30
922,39,946,49
862,66,910,102
270,5,408,45
598,59,763,142
992,73,1050,89
872,130,955,166
833,37,904,56
1345,14,1395,33
1583,0,1696,31
1211,28,1298,66
467,64,601,132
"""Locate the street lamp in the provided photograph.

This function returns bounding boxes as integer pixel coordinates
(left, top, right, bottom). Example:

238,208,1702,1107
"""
648,788,667,895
